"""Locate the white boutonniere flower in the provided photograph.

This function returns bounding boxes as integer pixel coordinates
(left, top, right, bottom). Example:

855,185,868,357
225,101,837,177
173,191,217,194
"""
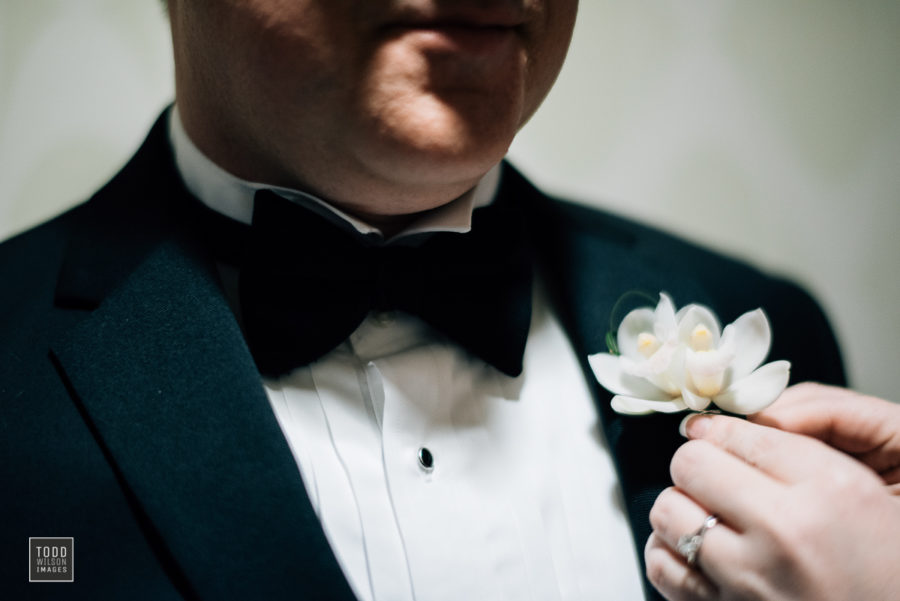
588,293,791,415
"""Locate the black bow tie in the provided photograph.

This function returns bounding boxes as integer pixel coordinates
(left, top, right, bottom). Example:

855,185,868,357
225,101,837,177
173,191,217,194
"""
238,189,533,378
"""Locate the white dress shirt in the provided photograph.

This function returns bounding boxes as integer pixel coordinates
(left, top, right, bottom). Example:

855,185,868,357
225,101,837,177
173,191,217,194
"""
169,107,644,601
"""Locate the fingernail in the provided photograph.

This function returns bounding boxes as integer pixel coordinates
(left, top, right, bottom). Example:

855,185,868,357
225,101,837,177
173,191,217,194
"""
679,413,712,438
678,414,692,438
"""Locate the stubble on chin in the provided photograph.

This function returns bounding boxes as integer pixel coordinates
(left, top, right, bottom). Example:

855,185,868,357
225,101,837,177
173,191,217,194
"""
350,33,527,187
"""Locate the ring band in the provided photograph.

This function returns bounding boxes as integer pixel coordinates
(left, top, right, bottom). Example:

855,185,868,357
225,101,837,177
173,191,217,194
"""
676,514,718,566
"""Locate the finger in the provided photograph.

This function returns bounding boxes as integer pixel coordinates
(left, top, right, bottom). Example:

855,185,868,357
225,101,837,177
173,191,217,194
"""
649,486,742,582
670,438,783,530
683,413,867,485
645,533,718,601
752,383,894,452
649,487,726,553
751,383,900,481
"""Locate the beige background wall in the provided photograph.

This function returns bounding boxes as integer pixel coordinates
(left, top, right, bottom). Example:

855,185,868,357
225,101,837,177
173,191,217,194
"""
1,1,898,399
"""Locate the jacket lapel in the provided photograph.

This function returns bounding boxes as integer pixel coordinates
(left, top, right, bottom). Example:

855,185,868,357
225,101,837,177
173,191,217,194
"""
51,240,356,601
48,114,357,600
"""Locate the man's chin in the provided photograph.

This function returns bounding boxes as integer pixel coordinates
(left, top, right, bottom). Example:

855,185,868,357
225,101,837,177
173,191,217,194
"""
360,136,506,188
358,104,517,176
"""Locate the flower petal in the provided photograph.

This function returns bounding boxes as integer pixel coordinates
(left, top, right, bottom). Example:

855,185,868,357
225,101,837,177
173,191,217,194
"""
720,309,772,380
588,353,671,400
617,308,657,359
713,360,791,414
641,345,687,396
685,348,734,377
611,395,689,415
681,387,712,411
625,339,679,379
653,293,678,340
676,305,722,345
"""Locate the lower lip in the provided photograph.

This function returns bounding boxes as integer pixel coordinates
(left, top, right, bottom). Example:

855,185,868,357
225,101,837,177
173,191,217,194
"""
388,25,517,56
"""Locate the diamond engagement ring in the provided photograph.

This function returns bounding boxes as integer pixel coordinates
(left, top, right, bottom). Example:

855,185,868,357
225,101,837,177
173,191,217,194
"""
676,515,718,566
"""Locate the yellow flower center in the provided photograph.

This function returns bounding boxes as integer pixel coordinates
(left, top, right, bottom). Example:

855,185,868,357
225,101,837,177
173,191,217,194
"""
690,324,714,351
637,332,661,358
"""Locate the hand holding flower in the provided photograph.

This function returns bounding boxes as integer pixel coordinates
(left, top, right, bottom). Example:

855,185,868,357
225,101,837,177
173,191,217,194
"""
646,404,900,601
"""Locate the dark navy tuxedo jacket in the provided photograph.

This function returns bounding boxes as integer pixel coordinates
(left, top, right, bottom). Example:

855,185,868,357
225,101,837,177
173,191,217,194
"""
0,115,845,600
